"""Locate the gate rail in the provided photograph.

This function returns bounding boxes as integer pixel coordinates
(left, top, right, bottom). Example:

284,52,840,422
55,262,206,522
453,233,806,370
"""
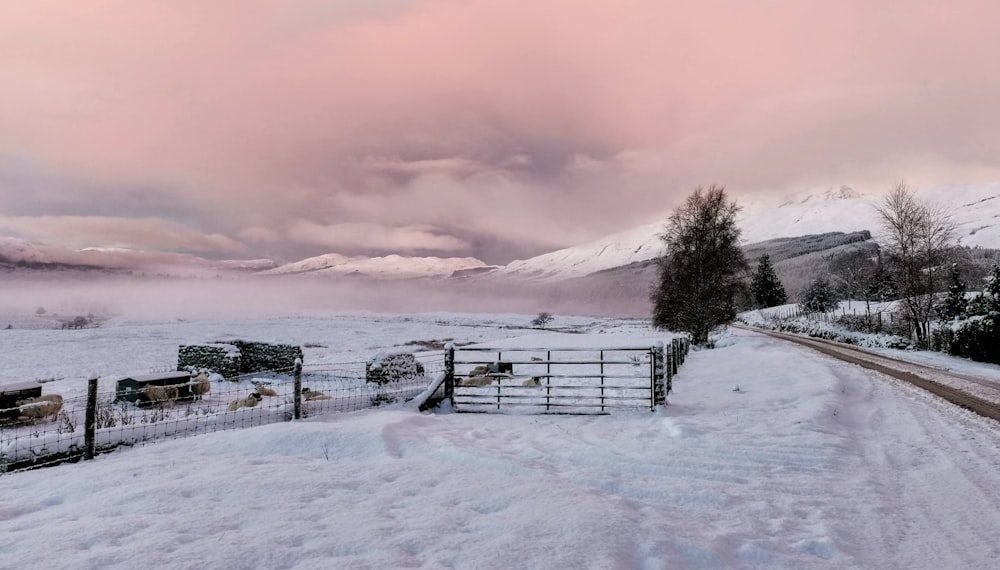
443,340,689,414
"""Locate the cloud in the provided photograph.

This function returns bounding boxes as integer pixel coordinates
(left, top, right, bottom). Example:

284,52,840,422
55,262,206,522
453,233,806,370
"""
0,215,246,255
286,220,468,253
2,1,999,263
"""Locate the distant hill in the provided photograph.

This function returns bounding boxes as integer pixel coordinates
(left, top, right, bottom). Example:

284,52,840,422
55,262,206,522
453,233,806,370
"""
494,185,1000,282
524,231,879,317
263,253,496,279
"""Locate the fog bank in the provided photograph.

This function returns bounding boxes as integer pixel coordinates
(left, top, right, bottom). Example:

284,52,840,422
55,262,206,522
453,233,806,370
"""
0,273,651,321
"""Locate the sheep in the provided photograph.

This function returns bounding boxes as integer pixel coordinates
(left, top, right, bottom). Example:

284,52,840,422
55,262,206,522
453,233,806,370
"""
190,373,211,400
18,393,63,406
17,394,63,421
302,388,332,401
521,377,542,387
228,392,262,411
459,375,497,387
254,382,278,397
140,385,179,408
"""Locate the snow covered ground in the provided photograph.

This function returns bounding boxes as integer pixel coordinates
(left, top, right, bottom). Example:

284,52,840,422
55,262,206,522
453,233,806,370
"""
3,315,1000,568
741,302,1000,406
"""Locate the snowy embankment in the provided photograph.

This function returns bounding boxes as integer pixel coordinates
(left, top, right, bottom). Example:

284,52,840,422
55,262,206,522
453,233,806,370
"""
2,327,1000,568
739,302,911,349
740,303,1000,406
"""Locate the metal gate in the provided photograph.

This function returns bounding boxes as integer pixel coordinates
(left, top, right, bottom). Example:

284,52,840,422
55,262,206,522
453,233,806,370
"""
444,343,676,414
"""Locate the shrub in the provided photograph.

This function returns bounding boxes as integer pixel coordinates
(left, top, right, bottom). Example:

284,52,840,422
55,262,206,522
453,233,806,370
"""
800,278,837,313
948,316,1000,364
365,352,425,384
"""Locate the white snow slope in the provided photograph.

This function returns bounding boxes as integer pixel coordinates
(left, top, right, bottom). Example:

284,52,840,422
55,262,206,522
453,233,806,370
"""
2,316,1000,569
263,253,494,279
498,184,1000,280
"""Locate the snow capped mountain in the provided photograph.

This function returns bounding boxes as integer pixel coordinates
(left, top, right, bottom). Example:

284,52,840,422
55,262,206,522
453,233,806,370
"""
0,237,51,264
497,222,665,281
264,253,495,279
497,184,1000,281
217,258,278,271
5,184,998,283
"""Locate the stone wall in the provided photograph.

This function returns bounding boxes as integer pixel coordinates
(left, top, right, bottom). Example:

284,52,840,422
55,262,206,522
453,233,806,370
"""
178,341,303,379
232,341,303,375
178,344,241,378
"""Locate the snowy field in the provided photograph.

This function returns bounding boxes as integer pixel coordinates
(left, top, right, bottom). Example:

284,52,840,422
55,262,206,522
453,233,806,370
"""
2,314,1000,568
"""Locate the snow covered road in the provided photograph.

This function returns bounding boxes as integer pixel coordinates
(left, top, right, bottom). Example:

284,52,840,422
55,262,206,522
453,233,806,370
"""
2,327,1000,568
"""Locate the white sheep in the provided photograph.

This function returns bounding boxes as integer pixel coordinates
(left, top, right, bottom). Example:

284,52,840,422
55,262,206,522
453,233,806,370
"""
190,373,211,400
228,392,262,411
302,388,332,401
140,385,179,408
19,393,63,406
521,377,542,387
17,394,64,421
459,375,497,387
254,382,278,397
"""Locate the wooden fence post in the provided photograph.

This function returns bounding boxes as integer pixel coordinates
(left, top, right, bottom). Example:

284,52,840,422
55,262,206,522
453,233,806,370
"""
443,343,455,403
293,358,302,420
84,377,98,461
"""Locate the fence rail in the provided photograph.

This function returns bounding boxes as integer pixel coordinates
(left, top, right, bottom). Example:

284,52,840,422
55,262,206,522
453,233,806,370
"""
0,341,690,474
443,340,689,415
1,352,442,475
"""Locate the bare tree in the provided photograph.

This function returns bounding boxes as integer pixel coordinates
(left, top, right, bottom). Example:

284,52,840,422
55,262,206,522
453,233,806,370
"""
651,185,748,344
875,182,955,347
531,312,554,328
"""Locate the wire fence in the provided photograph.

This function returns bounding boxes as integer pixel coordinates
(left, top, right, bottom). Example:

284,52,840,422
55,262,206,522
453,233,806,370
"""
1,353,444,475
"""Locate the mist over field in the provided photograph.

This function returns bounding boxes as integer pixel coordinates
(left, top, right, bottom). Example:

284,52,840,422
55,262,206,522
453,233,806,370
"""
0,272,650,322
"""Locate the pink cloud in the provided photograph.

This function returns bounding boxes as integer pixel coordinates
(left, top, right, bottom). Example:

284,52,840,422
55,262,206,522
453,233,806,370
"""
0,215,246,254
1,1,999,263
286,220,468,253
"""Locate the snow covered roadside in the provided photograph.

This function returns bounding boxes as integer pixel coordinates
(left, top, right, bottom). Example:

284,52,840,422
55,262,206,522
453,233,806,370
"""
2,328,1000,568
739,304,1000,407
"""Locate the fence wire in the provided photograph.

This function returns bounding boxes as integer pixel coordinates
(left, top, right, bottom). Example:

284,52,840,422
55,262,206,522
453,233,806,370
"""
1,356,436,475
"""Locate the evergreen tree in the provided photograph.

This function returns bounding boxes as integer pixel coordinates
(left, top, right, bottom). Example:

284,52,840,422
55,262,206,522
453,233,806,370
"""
749,254,787,308
935,263,968,321
867,261,899,302
800,277,837,313
985,263,1000,302
651,186,748,345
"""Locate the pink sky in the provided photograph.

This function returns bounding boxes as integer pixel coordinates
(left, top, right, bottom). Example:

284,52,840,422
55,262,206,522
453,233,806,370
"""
2,0,999,263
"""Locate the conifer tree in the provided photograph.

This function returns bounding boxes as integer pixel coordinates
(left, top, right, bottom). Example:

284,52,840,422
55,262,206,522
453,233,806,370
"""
800,277,837,313
749,254,787,308
936,263,967,321
985,263,1000,302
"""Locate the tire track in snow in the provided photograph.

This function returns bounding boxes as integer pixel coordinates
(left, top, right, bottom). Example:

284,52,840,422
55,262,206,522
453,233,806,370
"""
736,325,1000,422
738,327,1000,566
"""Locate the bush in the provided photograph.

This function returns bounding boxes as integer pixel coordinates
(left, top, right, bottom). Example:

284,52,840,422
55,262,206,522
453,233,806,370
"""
799,278,837,313
365,352,425,384
965,294,994,317
948,316,1000,364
